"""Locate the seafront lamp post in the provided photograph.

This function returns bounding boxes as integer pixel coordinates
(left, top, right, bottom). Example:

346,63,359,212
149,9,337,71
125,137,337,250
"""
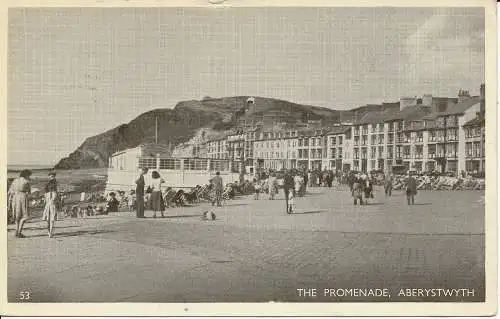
239,97,255,183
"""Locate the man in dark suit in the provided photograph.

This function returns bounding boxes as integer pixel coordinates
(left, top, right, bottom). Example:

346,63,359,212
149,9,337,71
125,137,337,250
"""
283,170,295,214
135,167,148,218
405,172,417,205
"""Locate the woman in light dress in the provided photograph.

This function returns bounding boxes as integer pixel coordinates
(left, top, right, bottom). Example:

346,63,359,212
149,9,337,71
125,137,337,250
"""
294,173,304,197
43,171,58,238
8,169,33,238
149,170,165,218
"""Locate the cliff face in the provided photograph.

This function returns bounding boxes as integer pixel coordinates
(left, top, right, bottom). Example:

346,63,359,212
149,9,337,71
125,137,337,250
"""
54,96,381,169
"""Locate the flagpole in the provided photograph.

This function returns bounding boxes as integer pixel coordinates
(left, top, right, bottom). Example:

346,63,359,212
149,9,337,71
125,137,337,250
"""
155,115,158,144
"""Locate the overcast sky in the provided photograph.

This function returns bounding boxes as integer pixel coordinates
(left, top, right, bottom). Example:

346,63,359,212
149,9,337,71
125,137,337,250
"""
8,7,485,166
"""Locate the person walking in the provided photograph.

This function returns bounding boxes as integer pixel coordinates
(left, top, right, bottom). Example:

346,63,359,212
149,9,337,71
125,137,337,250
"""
135,167,148,218
303,170,309,194
43,171,58,238
326,171,333,188
149,170,165,218
253,178,261,200
211,171,224,207
268,173,277,200
283,170,295,214
405,172,417,205
8,169,32,238
294,172,303,197
351,176,364,205
384,173,393,196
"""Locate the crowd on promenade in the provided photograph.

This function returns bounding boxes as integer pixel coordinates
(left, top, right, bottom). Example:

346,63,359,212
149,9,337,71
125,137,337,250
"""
6,164,484,238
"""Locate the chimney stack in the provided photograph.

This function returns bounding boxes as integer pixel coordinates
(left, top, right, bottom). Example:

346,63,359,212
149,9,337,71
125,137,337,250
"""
458,89,471,104
422,94,433,106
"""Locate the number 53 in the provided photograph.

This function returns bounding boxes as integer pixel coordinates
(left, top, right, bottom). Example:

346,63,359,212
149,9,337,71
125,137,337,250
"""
19,291,31,300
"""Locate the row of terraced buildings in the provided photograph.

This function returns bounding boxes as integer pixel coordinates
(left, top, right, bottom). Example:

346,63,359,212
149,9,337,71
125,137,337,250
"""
198,84,486,175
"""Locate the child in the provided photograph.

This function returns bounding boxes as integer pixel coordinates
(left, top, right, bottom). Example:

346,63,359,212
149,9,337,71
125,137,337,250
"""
127,190,136,212
105,192,120,214
287,189,295,214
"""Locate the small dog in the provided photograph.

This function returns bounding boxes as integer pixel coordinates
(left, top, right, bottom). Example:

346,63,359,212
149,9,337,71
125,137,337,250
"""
201,211,216,221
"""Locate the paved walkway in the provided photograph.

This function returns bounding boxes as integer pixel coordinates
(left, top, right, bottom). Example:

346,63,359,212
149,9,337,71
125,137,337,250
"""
7,187,485,302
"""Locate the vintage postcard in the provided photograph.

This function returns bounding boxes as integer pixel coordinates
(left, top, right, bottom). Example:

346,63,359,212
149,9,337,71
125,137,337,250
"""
0,0,497,316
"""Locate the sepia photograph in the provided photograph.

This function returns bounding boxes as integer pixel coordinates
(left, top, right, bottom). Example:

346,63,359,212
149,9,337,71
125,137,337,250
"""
1,0,497,316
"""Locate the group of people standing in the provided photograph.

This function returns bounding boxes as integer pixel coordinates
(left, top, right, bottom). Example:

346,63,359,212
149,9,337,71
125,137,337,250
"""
134,167,166,218
350,171,418,206
8,170,59,238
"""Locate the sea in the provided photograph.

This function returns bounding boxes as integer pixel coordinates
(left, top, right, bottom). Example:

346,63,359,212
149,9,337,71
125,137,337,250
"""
7,164,54,172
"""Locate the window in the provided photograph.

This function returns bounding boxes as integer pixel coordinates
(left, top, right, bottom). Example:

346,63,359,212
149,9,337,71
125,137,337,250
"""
138,158,157,169
437,130,445,142
338,148,343,159
446,143,457,158
378,146,383,158
403,146,411,159
371,125,376,133
354,137,360,146
318,149,323,158
371,147,376,158
415,145,423,159
447,128,458,141
311,138,316,147
362,136,367,146
416,132,423,143
395,146,402,159
361,148,367,159
473,142,481,157
378,134,384,144
428,144,436,158
474,127,481,137
429,131,436,142
331,137,336,145
436,117,445,128
466,142,473,157
338,136,343,145
388,133,394,143
387,146,394,159
465,128,472,138
371,135,377,145
304,139,309,147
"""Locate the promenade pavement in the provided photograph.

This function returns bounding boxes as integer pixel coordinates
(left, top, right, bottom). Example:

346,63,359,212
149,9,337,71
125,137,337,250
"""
7,186,485,302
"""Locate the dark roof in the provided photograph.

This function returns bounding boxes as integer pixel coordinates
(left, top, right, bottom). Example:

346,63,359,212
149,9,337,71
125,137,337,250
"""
353,107,399,125
463,116,485,127
434,96,481,116
325,126,350,135
383,105,433,122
